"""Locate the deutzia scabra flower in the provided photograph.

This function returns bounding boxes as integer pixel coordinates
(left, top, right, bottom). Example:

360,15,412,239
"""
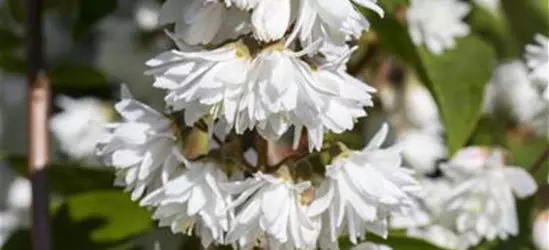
289,0,384,57
525,34,549,100
407,0,471,55
316,124,420,249
96,88,182,200
159,0,251,45
140,160,231,248
222,171,329,250
147,38,374,151
441,147,538,246
50,96,111,162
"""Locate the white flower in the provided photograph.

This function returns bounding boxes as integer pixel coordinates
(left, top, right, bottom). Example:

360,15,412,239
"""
399,130,447,174
159,0,251,45
390,178,471,250
140,160,231,248
96,90,182,200
250,0,292,41
0,177,31,247
482,61,547,125
222,172,328,250
290,0,384,58
441,147,538,245
533,209,549,250
390,178,452,230
146,40,375,151
350,242,393,250
50,96,111,161
316,124,420,249
407,0,471,55
525,34,549,100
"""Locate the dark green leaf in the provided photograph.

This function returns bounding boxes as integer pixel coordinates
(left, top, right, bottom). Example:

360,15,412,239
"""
0,28,22,51
72,0,119,39
62,191,153,242
0,50,26,73
2,191,152,250
501,0,549,55
419,37,496,154
467,4,518,59
50,62,113,96
339,234,449,250
7,156,116,195
507,136,549,182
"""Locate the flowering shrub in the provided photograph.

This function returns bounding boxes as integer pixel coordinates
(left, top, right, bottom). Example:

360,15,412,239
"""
0,0,548,249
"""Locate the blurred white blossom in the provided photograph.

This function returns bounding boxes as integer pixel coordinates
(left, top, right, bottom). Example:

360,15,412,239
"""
525,34,549,100
407,0,471,55
379,81,446,174
50,96,112,162
533,209,549,250
96,89,182,200
317,124,420,249
482,61,547,135
441,147,538,246
135,1,161,31
350,242,393,250
140,160,231,248
0,177,31,247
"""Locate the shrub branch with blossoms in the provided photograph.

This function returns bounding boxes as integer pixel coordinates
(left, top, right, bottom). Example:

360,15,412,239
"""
96,0,427,249
3,0,548,249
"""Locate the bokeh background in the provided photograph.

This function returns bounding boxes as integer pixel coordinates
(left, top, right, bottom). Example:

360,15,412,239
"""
0,0,548,249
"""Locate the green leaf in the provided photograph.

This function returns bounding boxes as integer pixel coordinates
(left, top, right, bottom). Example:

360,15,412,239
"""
50,62,113,96
467,4,518,59
418,37,496,154
63,191,153,242
72,0,119,39
2,191,152,250
7,156,116,195
0,28,22,51
507,136,549,183
0,50,25,73
339,234,449,250
501,0,549,55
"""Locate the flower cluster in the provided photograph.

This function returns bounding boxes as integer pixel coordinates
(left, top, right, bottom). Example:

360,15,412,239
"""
389,147,538,250
82,0,544,249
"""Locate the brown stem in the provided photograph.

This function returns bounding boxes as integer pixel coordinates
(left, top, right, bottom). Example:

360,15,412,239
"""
267,147,329,173
256,135,268,172
27,0,51,248
530,147,549,175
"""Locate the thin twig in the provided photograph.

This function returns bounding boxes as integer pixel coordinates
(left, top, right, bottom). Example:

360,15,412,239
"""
26,0,51,249
530,146,549,175
267,147,329,173
256,135,268,171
